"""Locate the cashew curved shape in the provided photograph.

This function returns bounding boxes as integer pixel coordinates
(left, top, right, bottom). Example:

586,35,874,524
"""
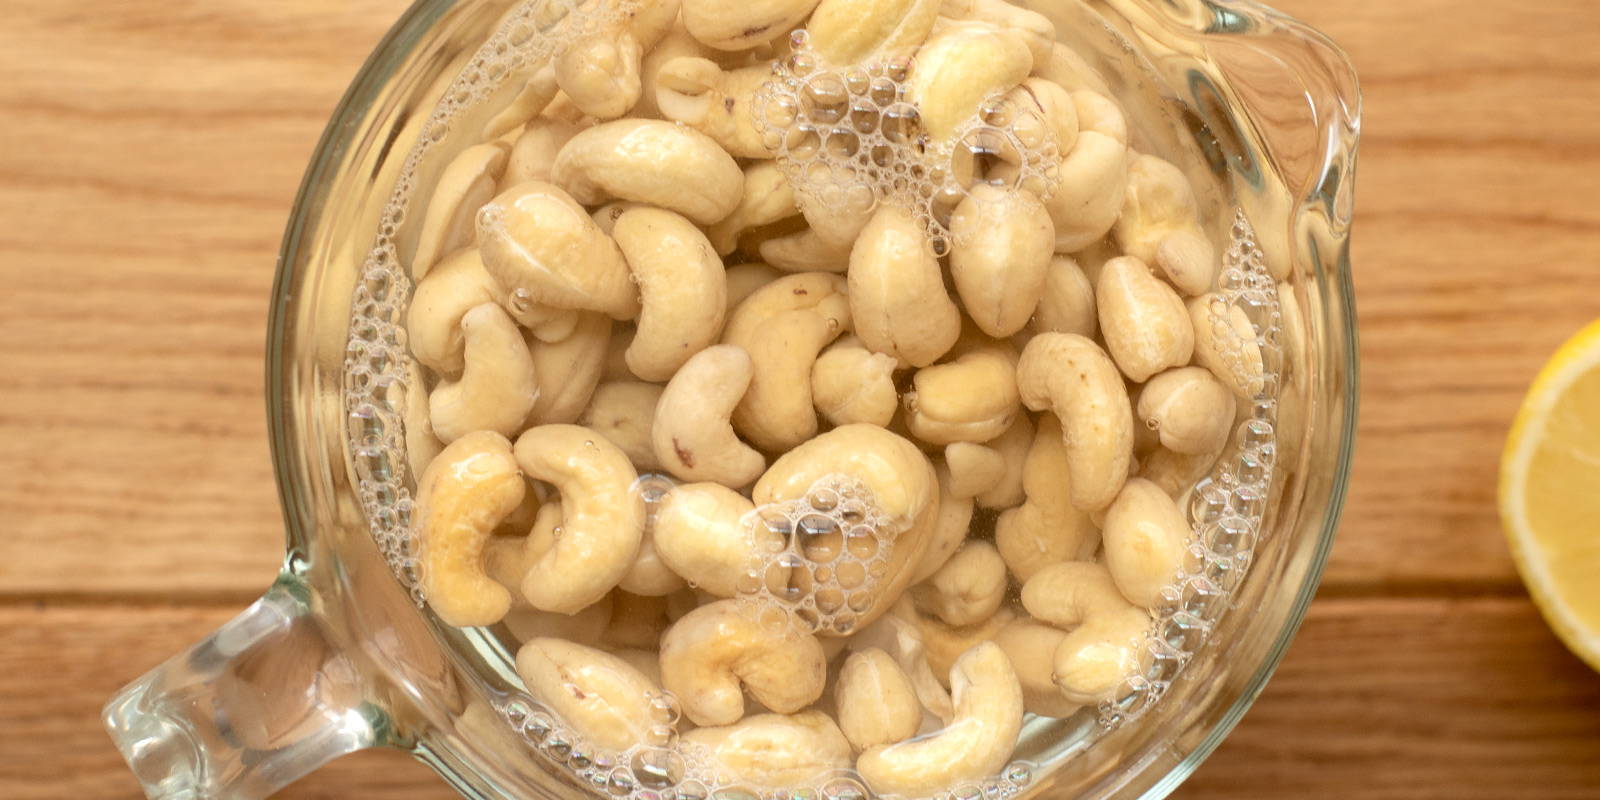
659,598,827,725
1188,292,1266,400
811,335,900,428
1114,153,1216,296
1101,477,1189,608
1003,76,1078,156
904,21,1033,141
476,181,640,319
760,186,874,273
428,303,539,442
512,424,643,613
652,345,766,487
611,207,728,380
994,616,1082,717
680,711,853,788
635,23,718,120
944,442,1004,499
836,648,922,750
848,205,961,368
417,432,524,627
905,340,1021,445
973,414,1032,510
1045,91,1130,252
579,381,665,473
552,0,678,119
515,637,661,750
709,163,799,255
502,118,583,190
484,501,559,603
911,540,1007,626
1021,560,1151,703
1097,255,1194,382
1032,254,1097,338
528,312,612,425
856,641,1024,798
1138,366,1235,455
949,185,1055,337
408,251,503,376
723,272,853,451
995,413,1100,582
806,0,942,64
1017,332,1134,511
653,482,784,597
912,464,974,584
412,142,509,280
655,58,775,159
552,119,744,225
681,0,820,50
892,596,1015,683
851,612,956,723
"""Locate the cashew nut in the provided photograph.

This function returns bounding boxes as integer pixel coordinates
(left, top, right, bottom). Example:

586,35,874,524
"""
485,500,559,603
1101,477,1189,608
948,185,1055,337
681,711,853,787
811,335,900,428
723,272,853,451
1096,255,1194,382
836,648,922,750
758,224,854,274
973,414,1032,510
709,163,799,255
412,142,509,280
852,612,956,723
552,0,678,119
1020,560,1151,703
512,424,643,613
1044,91,1130,252
1114,153,1216,296
759,186,874,274
515,637,661,751
1140,445,1222,499
528,312,613,425
893,597,1015,683
652,345,766,487
589,200,646,236
995,413,1099,582
1017,332,1134,511
681,0,819,50
502,593,615,647
580,381,665,473
806,0,941,64
620,524,687,597
1031,254,1097,338
939,0,1054,64
602,590,670,650
904,338,1021,445
856,641,1024,798
848,205,961,368
1188,293,1266,400
1137,366,1235,455
993,617,1081,717
944,443,1004,499
659,598,828,725
404,359,444,481
724,262,782,313
428,303,539,442
416,431,524,627
408,249,515,375
911,540,1006,626
476,181,640,319
501,118,583,191
912,463,974,584
654,482,785,597
552,119,744,224
655,58,774,158
905,21,1033,141
635,23,718,120
611,207,728,381
482,64,560,141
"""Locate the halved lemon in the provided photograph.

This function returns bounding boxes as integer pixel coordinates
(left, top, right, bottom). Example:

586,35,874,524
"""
1499,317,1600,673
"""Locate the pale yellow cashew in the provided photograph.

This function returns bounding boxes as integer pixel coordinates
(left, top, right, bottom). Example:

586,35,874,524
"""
1002,76,1078,156
856,641,1024,798
1031,254,1097,338
708,163,799,255
911,540,1006,626
654,482,789,597
904,339,1021,445
476,181,640,319
501,118,583,191
724,262,782,313
681,711,853,788
652,345,766,487
417,431,524,627
412,142,509,280
1114,153,1216,296
602,590,669,650
944,442,1004,499
635,23,718,120
579,381,665,473
994,616,1081,717
1138,366,1235,456
502,594,615,647
1020,561,1152,703
806,0,941,64
681,0,820,50
939,0,1054,64
611,207,729,381
515,638,662,751
512,424,643,613
659,598,828,725
404,360,444,481
851,612,955,723
552,119,745,225
1045,91,1131,252
484,500,560,604
408,249,521,375
428,304,539,442
1097,255,1194,382
552,0,679,119
1140,445,1222,499
723,272,853,451
528,312,613,425
1017,333,1135,511
655,58,775,159
904,21,1033,141
973,414,1032,510
836,648,922,751
759,186,874,274
892,597,1015,683
849,205,962,368
948,185,1055,338
811,335,900,428
1102,477,1189,608
995,414,1099,583
620,526,686,598
482,64,560,141
911,463,973,584
589,200,647,236
1188,292,1266,400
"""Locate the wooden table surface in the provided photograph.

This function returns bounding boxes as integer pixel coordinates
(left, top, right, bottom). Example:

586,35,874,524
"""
3,0,1599,797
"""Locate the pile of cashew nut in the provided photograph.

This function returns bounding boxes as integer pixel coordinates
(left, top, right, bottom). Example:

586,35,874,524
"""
399,0,1261,794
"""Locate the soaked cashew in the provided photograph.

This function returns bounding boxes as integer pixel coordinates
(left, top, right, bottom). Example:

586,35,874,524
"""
849,205,962,368
709,162,799,255
911,541,1007,626
949,185,1055,337
408,250,502,375
552,119,744,225
905,339,1021,445
602,591,670,650
944,442,1004,499
1097,256,1194,382
502,594,614,647
811,335,900,428
485,500,560,600
502,119,584,190
856,641,1024,798
1188,293,1266,399
1045,91,1130,252
654,482,783,597
1114,153,1216,296
995,413,1099,582
723,272,853,451
404,360,444,481
580,381,665,473
413,142,509,280
476,181,640,319
724,262,782,313
1020,561,1151,703
1017,333,1134,511
973,414,1032,510
660,598,828,725
836,649,922,750
905,21,1033,141
940,0,1054,64
417,431,523,627
656,58,774,158
681,711,853,788
1138,366,1235,455
512,425,643,613
806,0,941,64
760,185,874,274
653,345,766,487
428,304,539,442
528,312,612,425
1140,445,1222,499
994,617,1081,717
681,0,820,50
612,207,728,381
482,64,560,141
552,0,678,119
894,598,1015,682
1031,254,1097,338
1003,76,1078,158
620,525,686,597
515,638,661,751
852,612,956,723
912,464,974,584
1101,477,1188,608
635,23,717,119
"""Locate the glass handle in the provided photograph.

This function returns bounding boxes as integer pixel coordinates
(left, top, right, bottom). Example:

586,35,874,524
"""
102,575,381,799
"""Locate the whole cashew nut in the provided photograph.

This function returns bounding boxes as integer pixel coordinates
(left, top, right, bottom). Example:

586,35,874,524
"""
893,597,1015,683
655,58,775,158
412,142,509,280
1002,77,1078,156
408,249,570,375
709,163,799,255
944,442,1005,499
1137,366,1235,455
635,23,718,120
1114,153,1216,296
528,312,613,425
994,616,1081,717
653,482,785,597
912,463,974,584
659,598,828,725
1020,560,1151,703
680,711,853,788
501,118,584,191
1044,91,1130,252
904,338,1021,445
723,272,853,451
1030,254,1097,338
1017,332,1134,511
851,612,956,723
611,207,728,380
1096,256,1194,382
580,381,665,473
428,303,539,442
811,335,900,428
911,540,1007,626
681,0,820,50
849,205,962,368
417,431,524,627
805,0,941,64
948,185,1055,337
905,21,1033,141
760,186,874,274
1101,477,1189,608
1188,292,1266,400
552,0,679,119
995,413,1099,582
836,648,922,750
476,181,640,319
512,424,643,613
856,641,1024,798
653,345,766,487
973,414,1033,510
552,119,745,225
515,637,662,750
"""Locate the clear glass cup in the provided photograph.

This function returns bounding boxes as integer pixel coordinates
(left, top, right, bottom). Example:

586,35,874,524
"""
102,1,1360,798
